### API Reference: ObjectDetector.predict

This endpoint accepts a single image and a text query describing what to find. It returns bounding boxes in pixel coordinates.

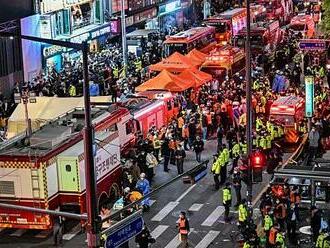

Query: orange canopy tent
[186,49,207,65]
[135,70,194,92]
[179,68,212,88]
[149,52,199,72]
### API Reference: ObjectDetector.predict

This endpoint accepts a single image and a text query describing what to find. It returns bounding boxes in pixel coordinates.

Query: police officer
[263,213,273,241]
[316,229,330,248]
[222,182,232,222]
[232,167,242,207]
[238,199,249,226]
[221,145,230,184]
[211,154,221,190]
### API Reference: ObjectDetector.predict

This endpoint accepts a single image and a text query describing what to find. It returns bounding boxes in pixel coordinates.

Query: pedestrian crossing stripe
[195,230,220,248]
[164,228,194,248]
[201,206,225,226]
[151,201,179,222]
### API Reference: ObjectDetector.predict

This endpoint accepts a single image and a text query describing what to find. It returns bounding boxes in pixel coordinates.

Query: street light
[14,89,37,138]
[245,0,253,205]
[120,0,128,77]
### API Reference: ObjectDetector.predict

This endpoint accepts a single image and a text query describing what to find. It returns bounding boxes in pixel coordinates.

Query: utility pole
[82,42,99,248]
[120,0,127,77]
[245,0,253,205]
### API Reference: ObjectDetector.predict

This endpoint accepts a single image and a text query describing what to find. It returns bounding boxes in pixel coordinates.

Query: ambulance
[269,96,304,143]
[200,45,245,81]
[204,8,247,44]
[0,105,133,230]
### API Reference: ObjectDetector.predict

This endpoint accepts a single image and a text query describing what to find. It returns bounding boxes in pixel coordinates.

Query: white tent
[8,96,111,138]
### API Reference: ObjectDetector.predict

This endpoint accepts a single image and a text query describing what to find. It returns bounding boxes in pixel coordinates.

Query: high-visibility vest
[241,143,247,154]
[238,204,248,222]
[243,242,251,248]
[223,188,232,204]
[211,159,221,174]
[256,118,264,131]
[222,148,230,163]
[316,233,330,248]
[276,232,285,247]
[259,137,267,150]
[69,85,76,96]
[266,135,272,149]
[113,68,119,78]
[232,144,240,158]
[264,215,273,231]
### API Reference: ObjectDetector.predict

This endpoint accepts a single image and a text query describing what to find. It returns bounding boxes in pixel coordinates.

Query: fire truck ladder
[30,168,41,209]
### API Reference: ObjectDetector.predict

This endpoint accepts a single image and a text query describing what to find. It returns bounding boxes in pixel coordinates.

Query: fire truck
[204,8,247,44]
[251,3,268,22]
[256,0,293,24]
[201,45,245,81]
[0,105,134,230]
[289,14,315,38]
[269,96,304,143]
[234,20,283,55]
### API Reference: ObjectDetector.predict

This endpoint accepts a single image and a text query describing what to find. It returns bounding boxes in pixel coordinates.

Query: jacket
[211,159,221,175]
[238,204,248,222]
[222,187,232,204]
[264,215,273,231]
[177,218,190,235]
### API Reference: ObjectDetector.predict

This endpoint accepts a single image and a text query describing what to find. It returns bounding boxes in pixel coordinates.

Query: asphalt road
[0,138,277,248]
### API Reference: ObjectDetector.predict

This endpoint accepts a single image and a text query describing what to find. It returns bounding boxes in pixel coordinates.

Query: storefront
[157,0,192,32]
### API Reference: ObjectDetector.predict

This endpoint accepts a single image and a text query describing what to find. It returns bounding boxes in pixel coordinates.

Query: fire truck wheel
[109,183,120,203]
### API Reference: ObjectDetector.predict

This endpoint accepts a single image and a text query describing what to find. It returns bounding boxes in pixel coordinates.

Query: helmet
[124,187,130,194]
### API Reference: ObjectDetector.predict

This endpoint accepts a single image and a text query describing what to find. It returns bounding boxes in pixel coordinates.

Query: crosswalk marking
[10,229,27,237]
[201,206,225,227]
[63,224,81,240]
[151,201,179,222]
[175,185,196,202]
[151,225,169,239]
[195,230,220,248]
[188,203,203,212]
[150,200,156,206]
[164,228,194,248]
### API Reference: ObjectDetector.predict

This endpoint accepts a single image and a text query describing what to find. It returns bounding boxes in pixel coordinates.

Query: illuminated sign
[305,76,314,117]
[158,0,181,15]
[43,45,67,58]
[299,39,327,51]
[39,15,53,39]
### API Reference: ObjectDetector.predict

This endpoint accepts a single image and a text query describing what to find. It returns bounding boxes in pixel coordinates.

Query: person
[211,154,221,190]
[135,223,155,248]
[176,211,190,248]
[175,144,186,174]
[311,206,322,243]
[274,199,286,231]
[263,213,273,241]
[222,182,232,222]
[316,229,330,248]
[268,223,280,247]
[287,203,299,244]
[53,211,65,246]
[146,151,158,183]
[136,173,151,211]
[309,125,320,161]
[238,199,248,226]
[161,138,171,172]
[193,136,204,163]
[232,167,242,207]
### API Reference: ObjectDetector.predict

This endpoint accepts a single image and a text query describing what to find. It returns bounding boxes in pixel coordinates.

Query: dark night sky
[0,0,34,23]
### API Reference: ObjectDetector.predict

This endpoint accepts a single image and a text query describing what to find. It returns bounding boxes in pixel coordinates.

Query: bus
[163,26,216,57]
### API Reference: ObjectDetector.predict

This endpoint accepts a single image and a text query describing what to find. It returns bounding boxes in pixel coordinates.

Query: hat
[140,173,146,179]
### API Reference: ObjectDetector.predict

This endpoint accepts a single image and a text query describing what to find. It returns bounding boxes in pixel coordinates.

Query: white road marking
[195,230,220,248]
[188,203,204,212]
[201,206,225,227]
[175,184,196,202]
[10,229,27,237]
[164,228,194,248]
[150,200,156,206]
[63,224,81,240]
[151,201,179,222]
[151,225,169,239]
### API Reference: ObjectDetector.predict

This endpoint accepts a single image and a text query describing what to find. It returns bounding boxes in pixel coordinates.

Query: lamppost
[245,0,253,205]
[14,89,36,137]
[120,0,128,77]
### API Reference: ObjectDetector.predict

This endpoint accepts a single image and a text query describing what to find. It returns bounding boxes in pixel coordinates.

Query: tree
[321,0,330,37]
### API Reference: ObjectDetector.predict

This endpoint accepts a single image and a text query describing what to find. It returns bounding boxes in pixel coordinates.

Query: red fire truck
[269,96,304,143]
[0,105,134,230]
[201,45,245,81]
[256,0,293,24]
[204,8,247,44]
[234,20,283,55]
[289,14,315,38]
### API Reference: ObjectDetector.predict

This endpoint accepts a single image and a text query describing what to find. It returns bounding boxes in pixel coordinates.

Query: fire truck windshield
[290,24,306,31]
[216,22,229,33]
[250,35,263,47]
[166,43,188,55]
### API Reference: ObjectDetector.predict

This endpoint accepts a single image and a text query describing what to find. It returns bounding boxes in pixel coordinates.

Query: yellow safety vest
[222,188,232,204]
[238,204,248,222]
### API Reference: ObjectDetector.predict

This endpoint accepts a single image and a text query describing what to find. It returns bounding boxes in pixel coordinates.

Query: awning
[179,68,212,88]
[135,70,193,92]
[149,52,199,72]
[186,49,207,65]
